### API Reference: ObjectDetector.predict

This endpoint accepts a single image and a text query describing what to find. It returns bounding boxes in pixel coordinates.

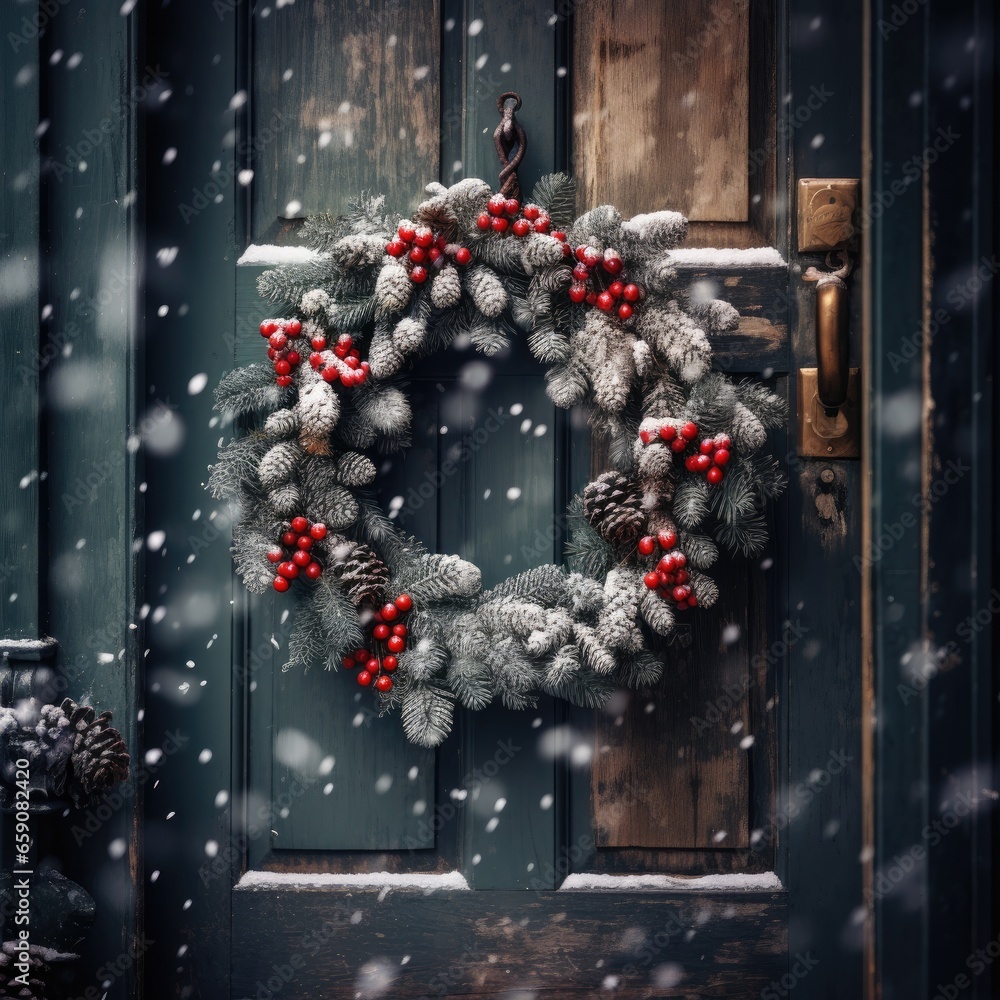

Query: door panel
[141,0,867,996]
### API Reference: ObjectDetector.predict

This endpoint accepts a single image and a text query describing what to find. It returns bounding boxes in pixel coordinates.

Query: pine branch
[214,364,291,418]
[401,683,455,747]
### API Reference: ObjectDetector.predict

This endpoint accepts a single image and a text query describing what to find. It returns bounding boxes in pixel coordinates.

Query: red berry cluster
[638,421,731,486]
[386,223,472,283]
[567,246,642,320]
[341,593,414,693]
[267,516,328,592]
[476,197,571,254]
[260,318,304,387]
[308,331,369,387]
[639,529,698,610]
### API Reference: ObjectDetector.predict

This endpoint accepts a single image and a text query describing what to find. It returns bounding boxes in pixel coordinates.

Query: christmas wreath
[209,106,785,747]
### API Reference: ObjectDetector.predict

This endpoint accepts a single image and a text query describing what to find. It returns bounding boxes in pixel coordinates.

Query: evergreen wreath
[208,105,785,747]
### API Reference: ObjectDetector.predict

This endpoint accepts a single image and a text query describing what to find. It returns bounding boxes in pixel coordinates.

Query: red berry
[585,291,598,306]
[657,530,678,550]
[507,218,530,236]
[386,240,405,257]
[382,655,398,671]
[373,624,390,641]
[638,536,656,556]
[414,227,434,247]
[304,561,322,580]
[285,319,301,337]
[572,263,590,282]
[291,516,308,533]
[676,569,689,583]
[267,348,278,360]
[292,549,311,567]
[681,422,698,440]
[273,576,290,592]
[694,454,712,472]
[569,284,587,304]
[296,535,313,550]
[274,359,291,376]
[266,546,283,564]
[639,429,653,444]
[387,635,405,653]
[381,603,399,621]
[455,247,471,265]
[397,223,416,242]
[276,375,293,387]
[533,217,551,233]
[280,561,300,580]
[596,292,614,311]
[375,675,393,692]
[713,449,731,467]
[716,434,732,449]
[334,344,349,359]
[435,234,448,250]
[608,280,624,299]
[602,252,623,275]
[659,425,677,442]
[676,599,689,610]
[575,246,589,263]
[286,351,302,367]
[321,366,339,383]
[659,555,676,573]
[309,352,323,368]
[670,437,688,453]
[488,194,507,215]
[395,593,413,612]
[672,586,688,602]
[674,553,687,567]
[491,217,509,234]
[365,657,379,672]
[354,648,370,663]
[311,335,327,350]
[699,439,716,455]
[260,320,279,336]
[477,213,491,230]
[549,229,565,241]
[409,245,427,264]
[392,624,407,637]
[410,266,428,283]
[340,370,358,387]
[688,594,698,607]
[706,467,724,485]
[345,356,360,370]
[583,247,601,268]
[269,332,287,350]
[504,198,520,216]
[523,205,541,221]
[428,247,442,263]
[623,283,641,302]
[357,670,373,687]
[282,531,298,547]
[643,571,661,590]
[355,369,368,385]
[618,303,633,321]
[341,655,355,668]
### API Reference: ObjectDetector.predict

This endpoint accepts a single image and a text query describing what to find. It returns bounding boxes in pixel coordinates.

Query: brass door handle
[814,266,850,416]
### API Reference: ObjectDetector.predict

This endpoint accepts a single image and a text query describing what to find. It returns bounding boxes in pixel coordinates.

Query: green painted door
[141,2,866,996]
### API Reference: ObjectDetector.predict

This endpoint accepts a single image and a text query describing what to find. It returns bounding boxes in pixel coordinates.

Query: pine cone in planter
[333,542,390,607]
[0,941,52,1000]
[583,471,646,546]
[55,700,130,809]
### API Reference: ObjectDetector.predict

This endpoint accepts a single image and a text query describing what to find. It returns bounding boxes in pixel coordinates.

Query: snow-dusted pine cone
[56,700,130,809]
[333,542,390,607]
[583,471,646,546]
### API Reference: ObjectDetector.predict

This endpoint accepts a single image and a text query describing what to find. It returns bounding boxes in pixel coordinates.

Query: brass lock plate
[798,178,859,253]
[797,367,861,458]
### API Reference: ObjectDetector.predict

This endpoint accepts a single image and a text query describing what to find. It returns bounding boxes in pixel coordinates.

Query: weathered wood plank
[593,566,751,849]
[251,0,440,240]
[232,889,787,998]
[573,0,750,222]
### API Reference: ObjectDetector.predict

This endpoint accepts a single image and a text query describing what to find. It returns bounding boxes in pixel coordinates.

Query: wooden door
[141,2,865,997]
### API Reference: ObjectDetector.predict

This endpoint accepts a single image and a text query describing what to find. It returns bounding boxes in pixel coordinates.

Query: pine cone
[583,471,646,545]
[0,941,52,999]
[57,700,130,809]
[333,543,390,607]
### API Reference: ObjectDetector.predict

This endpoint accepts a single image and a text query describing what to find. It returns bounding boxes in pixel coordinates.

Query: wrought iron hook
[494,92,527,201]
